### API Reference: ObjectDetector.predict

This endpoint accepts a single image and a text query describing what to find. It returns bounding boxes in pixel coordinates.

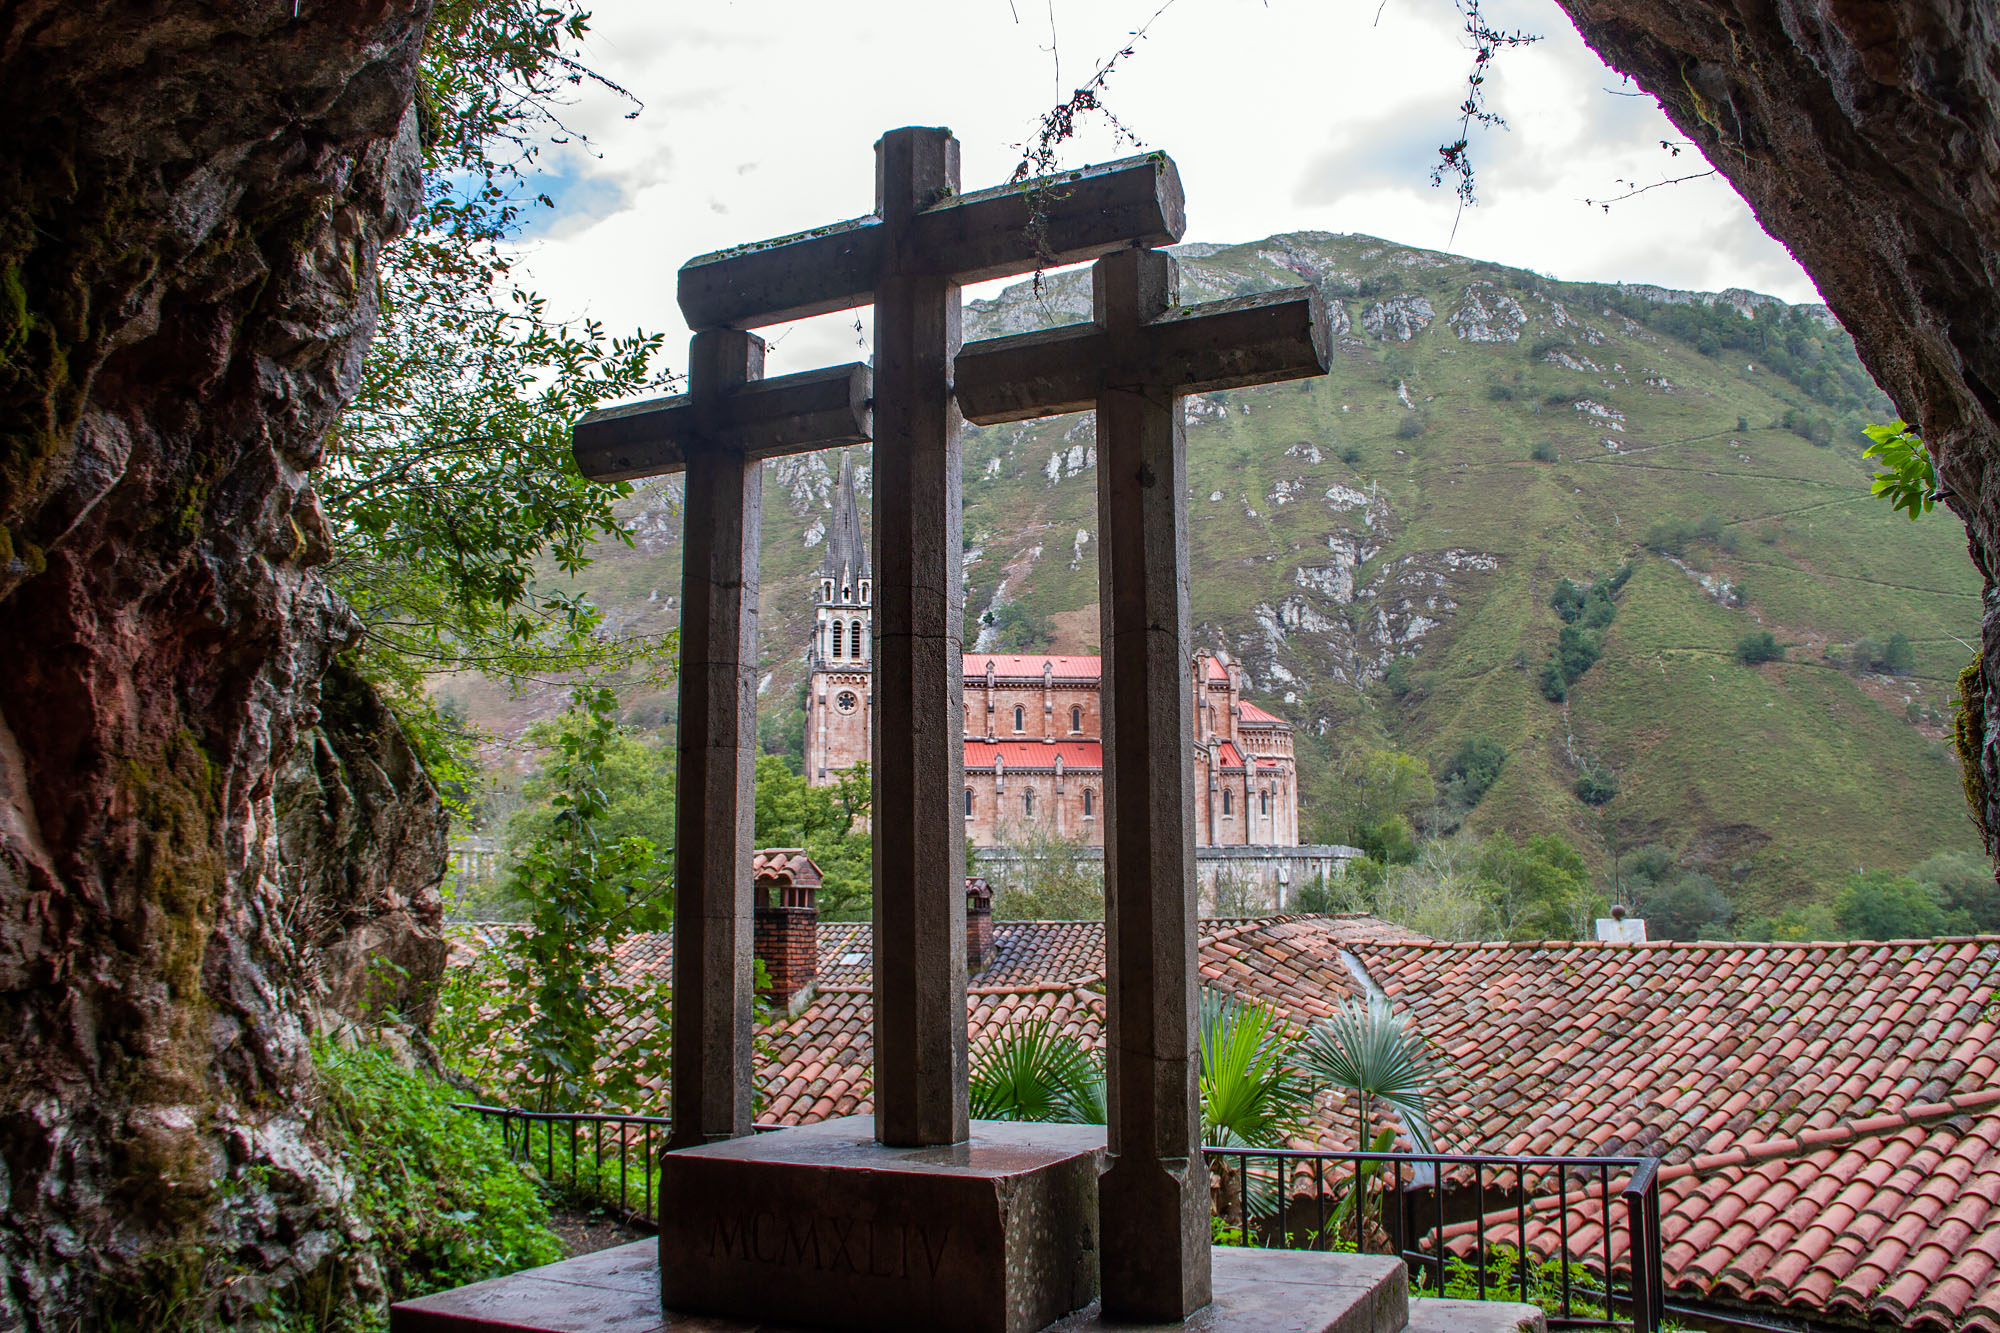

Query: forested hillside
[446,232,1985,915]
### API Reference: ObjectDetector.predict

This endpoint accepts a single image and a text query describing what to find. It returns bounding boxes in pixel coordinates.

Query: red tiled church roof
[964,739,1103,771]
[962,653,1102,680]
[1237,701,1284,724]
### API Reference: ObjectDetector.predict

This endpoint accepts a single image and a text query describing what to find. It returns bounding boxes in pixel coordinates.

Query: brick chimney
[753,848,822,1007]
[966,876,995,976]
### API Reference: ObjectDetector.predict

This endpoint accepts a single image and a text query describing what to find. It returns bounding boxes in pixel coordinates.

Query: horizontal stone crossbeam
[677,154,1187,330]
[954,288,1328,425]
[571,362,872,482]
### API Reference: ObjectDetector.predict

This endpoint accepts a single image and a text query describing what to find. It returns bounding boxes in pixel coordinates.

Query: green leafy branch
[1862,419,1937,520]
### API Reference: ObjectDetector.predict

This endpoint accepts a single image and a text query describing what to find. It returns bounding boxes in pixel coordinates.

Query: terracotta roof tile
[962,653,1101,681]
[452,923,2000,1333]
[964,739,1104,771]
[1362,937,2000,1333]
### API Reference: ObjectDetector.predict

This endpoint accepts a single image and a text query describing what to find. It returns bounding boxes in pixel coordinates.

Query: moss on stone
[1955,652,1990,849]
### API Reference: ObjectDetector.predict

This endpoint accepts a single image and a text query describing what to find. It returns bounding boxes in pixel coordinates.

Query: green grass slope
[458,231,1985,906]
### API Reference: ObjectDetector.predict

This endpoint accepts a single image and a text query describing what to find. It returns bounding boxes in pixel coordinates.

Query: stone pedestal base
[659,1117,1104,1333]
[389,1241,1415,1333]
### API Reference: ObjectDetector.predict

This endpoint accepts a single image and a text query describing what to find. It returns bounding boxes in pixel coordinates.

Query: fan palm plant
[1197,988,1310,1148]
[1297,996,1450,1155]
[968,1016,1106,1124]
[1297,996,1452,1249]
[1199,988,1312,1226]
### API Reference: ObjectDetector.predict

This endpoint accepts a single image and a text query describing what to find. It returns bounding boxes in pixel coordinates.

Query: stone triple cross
[572,127,1328,1325]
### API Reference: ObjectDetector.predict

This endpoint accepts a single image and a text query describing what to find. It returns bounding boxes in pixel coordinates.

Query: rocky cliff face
[1553,0,2000,853]
[0,2,439,1324]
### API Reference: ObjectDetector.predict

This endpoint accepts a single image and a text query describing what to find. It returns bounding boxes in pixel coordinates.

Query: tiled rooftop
[451,920,2000,1332]
[963,739,1104,771]
[962,653,1102,680]
[1356,937,2000,1332]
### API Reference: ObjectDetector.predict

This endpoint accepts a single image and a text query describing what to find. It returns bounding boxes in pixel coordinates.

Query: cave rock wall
[0,1,440,1324]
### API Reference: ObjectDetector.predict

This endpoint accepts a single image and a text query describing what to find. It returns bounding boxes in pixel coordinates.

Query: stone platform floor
[390,1240,1425,1333]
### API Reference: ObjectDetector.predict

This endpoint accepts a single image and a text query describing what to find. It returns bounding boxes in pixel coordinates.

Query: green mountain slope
[451,231,1984,908]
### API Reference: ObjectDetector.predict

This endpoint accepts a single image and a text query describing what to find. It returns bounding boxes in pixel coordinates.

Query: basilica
[802,455,1301,851]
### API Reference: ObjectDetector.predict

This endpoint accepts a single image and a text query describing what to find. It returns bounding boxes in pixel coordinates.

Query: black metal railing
[454,1103,671,1226]
[451,1103,1663,1332]
[1201,1145,1664,1332]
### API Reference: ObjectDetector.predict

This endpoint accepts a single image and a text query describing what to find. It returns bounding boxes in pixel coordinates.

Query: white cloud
[508,0,1820,386]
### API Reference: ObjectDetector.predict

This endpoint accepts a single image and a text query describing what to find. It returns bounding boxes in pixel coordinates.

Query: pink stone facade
[801,455,1300,849]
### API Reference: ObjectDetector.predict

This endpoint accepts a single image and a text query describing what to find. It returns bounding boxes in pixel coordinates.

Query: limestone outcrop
[1553,0,2000,853]
[0,1,437,1324]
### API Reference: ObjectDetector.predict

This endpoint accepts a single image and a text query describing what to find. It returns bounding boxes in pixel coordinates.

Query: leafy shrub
[1847,632,1915,675]
[1381,656,1418,699]
[1882,632,1915,674]
[1836,871,1948,940]
[1782,406,1835,445]
[1486,383,1516,401]
[1393,415,1425,440]
[1572,764,1618,806]
[1339,445,1363,466]
[1635,872,1733,940]
[1550,579,1585,623]
[316,1042,563,1304]
[1736,631,1783,664]
[1646,515,1734,557]
[1909,849,2000,932]
[1556,624,1602,679]
[1529,440,1558,462]
[1643,518,1695,557]
[985,600,1055,650]
[1439,736,1508,810]
[1356,815,1419,866]
[1578,586,1616,629]
[1538,660,1568,701]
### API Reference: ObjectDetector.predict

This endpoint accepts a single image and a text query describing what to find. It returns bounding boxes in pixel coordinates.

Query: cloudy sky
[510,0,1819,380]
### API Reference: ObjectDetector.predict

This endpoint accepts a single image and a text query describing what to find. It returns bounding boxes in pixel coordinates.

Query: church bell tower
[805,451,872,785]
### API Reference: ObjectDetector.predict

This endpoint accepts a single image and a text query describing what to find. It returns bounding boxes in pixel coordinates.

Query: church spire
[820,450,869,585]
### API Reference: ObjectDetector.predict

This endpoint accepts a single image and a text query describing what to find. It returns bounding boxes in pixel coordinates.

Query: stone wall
[976,844,1360,914]
[0,1,438,1323]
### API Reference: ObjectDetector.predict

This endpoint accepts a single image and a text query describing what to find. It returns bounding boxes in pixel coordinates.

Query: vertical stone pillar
[870,126,969,1148]
[1093,248,1211,1320]
[669,329,763,1149]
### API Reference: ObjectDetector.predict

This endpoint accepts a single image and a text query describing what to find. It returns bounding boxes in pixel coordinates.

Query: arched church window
[965,788,974,817]
[1260,790,1270,815]
[1083,789,1094,817]
[1023,788,1035,816]
[1222,789,1233,815]
[1014,705,1025,732]
[851,620,863,656]
[1070,706,1081,732]
[831,621,844,658]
